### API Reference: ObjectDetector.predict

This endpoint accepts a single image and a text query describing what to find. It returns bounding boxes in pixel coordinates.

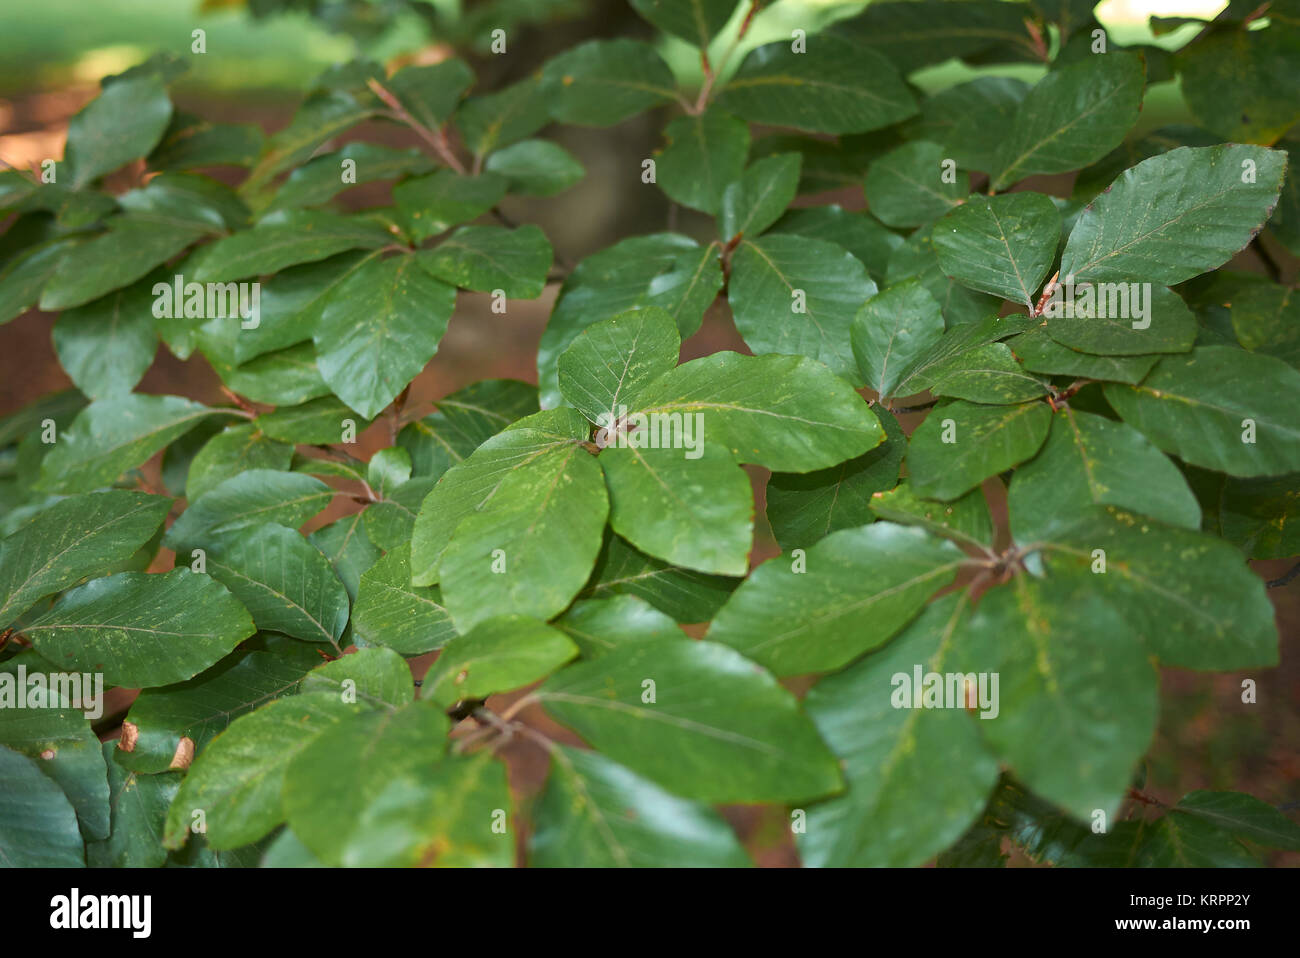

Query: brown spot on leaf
[169,736,195,770]
[119,721,139,752]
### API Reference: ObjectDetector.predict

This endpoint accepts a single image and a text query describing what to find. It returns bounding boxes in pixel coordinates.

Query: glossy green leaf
[163,691,362,850]
[729,235,876,381]
[657,110,750,215]
[163,469,331,551]
[205,523,350,646]
[555,595,682,658]
[928,342,1049,404]
[800,594,999,866]
[933,192,1061,308]
[850,279,945,398]
[1008,408,1201,542]
[0,745,85,866]
[194,210,392,282]
[421,224,552,298]
[65,71,173,188]
[766,407,905,551]
[907,400,1052,500]
[37,394,223,494]
[421,615,578,706]
[351,544,458,655]
[629,0,739,47]
[719,153,801,241]
[26,569,256,688]
[1007,328,1158,384]
[1042,283,1196,355]
[716,37,917,134]
[1060,145,1287,285]
[542,39,677,126]
[989,52,1145,191]
[868,481,993,549]
[0,490,169,626]
[315,252,458,419]
[557,307,681,427]
[707,522,964,676]
[864,141,966,229]
[536,638,844,803]
[1103,346,1300,477]
[484,139,585,197]
[392,171,507,243]
[531,745,752,867]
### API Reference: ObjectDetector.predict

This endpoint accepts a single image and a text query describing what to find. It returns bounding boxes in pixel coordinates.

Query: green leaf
[536,638,844,803]
[729,235,877,381]
[907,400,1052,500]
[0,490,168,626]
[484,139,585,197]
[421,224,552,298]
[455,76,550,158]
[1037,506,1280,670]
[1230,282,1300,367]
[37,394,223,494]
[989,52,1145,191]
[1009,408,1201,542]
[658,111,750,215]
[1177,23,1300,143]
[117,648,316,774]
[631,351,883,471]
[531,745,752,867]
[909,76,1029,173]
[398,378,538,478]
[1139,813,1258,867]
[421,615,578,706]
[194,210,392,282]
[26,569,256,688]
[65,71,173,188]
[300,647,414,708]
[542,39,678,126]
[0,661,110,839]
[851,279,945,398]
[716,36,917,134]
[351,544,458,655]
[1060,145,1287,285]
[1006,328,1158,384]
[244,88,378,191]
[314,253,459,419]
[864,141,966,228]
[953,574,1158,819]
[1042,283,1196,355]
[1103,346,1300,477]
[185,424,294,503]
[1219,473,1300,559]
[1173,791,1300,850]
[0,745,85,866]
[91,747,179,867]
[707,522,964,676]
[719,153,801,241]
[39,216,209,310]
[800,594,1000,866]
[437,440,608,630]
[266,143,431,212]
[583,533,739,623]
[536,233,720,406]
[557,307,681,426]
[256,396,369,445]
[928,342,1049,404]
[410,408,591,585]
[554,595,682,658]
[833,1,1040,73]
[163,692,362,850]
[52,287,158,399]
[392,171,507,243]
[367,447,411,498]
[309,511,380,601]
[163,469,331,551]
[149,114,263,171]
[770,205,903,283]
[629,0,739,47]
[886,224,1005,328]
[0,237,79,325]
[282,701,450,865]
[933,192,1061,308]
[868,481,993,549]
[386,59,474,131]
[766,407,905,551]
[340,752,511,866]
[204,524,350,646]
[601,441,753,576]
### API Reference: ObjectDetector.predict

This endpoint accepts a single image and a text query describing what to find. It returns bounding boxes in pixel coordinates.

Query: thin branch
[1267,561,1300,588]
[367,78,468,175]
